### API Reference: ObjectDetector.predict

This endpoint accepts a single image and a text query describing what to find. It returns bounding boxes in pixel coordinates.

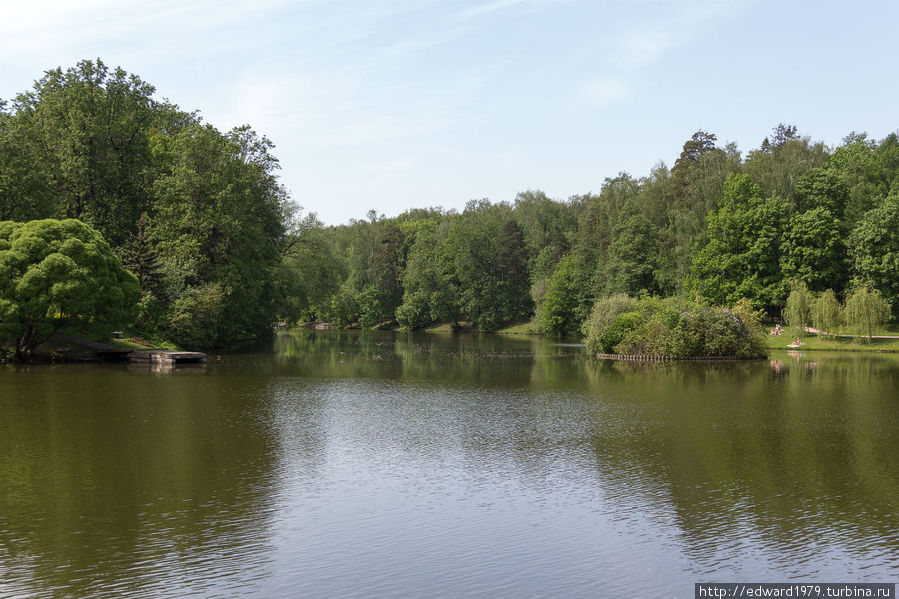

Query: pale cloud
[603,0,754,68]
[0,0,301,67]
[0,0,775,225]
[574,0,754,106]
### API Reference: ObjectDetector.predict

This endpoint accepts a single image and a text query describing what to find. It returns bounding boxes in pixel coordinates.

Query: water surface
[1,331,897,597]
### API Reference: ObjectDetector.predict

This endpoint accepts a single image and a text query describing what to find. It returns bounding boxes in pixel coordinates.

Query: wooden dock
[129,350,207,364]
[49,333,206,365]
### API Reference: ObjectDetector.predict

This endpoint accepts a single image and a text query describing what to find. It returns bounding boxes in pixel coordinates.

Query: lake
[1,330,897,598]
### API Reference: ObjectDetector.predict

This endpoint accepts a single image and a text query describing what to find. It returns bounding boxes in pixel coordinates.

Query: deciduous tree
[0,219,139,359]
[844,286,891,341]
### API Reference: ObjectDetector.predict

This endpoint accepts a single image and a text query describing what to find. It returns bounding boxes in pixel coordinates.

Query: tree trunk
[15,324,35,361]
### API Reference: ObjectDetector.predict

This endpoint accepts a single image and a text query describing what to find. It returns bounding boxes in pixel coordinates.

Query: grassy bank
[496,320,540,335]
[764,326,899,352]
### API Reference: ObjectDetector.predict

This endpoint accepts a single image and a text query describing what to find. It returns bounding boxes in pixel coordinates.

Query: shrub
[584,294,637,353]
[585,294,764,358]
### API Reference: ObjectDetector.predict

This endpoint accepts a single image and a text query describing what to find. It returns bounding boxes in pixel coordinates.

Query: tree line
[1,60,296,351]
[2,61,897,354]
[300,126,898,337]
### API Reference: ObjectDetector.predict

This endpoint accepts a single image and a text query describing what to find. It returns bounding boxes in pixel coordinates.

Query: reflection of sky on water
[1,333,897,597]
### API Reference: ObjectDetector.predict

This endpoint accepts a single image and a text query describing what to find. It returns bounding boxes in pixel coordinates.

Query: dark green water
[1,331,897,598]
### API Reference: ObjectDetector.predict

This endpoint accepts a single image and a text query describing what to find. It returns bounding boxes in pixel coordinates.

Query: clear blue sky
[2,0,897,225]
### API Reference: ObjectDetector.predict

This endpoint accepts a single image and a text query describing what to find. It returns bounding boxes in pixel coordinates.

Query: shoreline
[596,353,765,362]
[292,325,899,356]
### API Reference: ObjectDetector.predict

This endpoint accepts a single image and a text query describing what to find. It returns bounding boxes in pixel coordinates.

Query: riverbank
[422,320,540,335]
[0,328,184,364]
[293,320,899,356]
[763,326,899,353]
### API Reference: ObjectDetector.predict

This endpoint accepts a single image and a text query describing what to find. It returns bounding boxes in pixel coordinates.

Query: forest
[1,60,898,352]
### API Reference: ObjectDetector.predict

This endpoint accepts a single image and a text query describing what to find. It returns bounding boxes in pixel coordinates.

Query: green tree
[0,104,55,221]
[329,281,361,327]
[372,223,406,317]
[117,212,164,296]
[811,289,842,337]
[667,131,741,230]
[759,123,799,153]
[442,200,518,330]
[792,167,848,216]
[783,280,814,336]
[150,122,288,345]
[847,193,899,313]
[603,213,662,296]
[688,174,788,310]
[9,59,158,245]
[844,286,891,341]
[496,219,530,318]
[744,125,828,201]
[540,252,589,336]
[358,283,384,328]
[780,207,846,292]
[164,282,224,349]
[396,220,459,329]
[829,133,887,227]
[512,190,577,276]
[0,219,139,359]
[274,212,345,325]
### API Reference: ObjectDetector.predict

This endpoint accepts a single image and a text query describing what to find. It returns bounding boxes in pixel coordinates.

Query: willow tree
[844,287,891,342]
[783,280,814,336]
[811,289,842,337]
[0,219,140,359]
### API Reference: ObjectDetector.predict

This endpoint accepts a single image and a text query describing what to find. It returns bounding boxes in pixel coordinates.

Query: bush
[584,294,764,358]
[602,311,642,354]
[584,294,636,353]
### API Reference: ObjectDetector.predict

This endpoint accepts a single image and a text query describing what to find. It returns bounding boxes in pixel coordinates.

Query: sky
[1,0,897,225]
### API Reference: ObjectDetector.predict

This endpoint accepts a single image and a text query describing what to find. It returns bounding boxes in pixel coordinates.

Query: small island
[584,295,766,361]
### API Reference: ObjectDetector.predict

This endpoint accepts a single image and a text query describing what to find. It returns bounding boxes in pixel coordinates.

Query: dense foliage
[2,60,897,356]
[305,128,898,338]
[0,219,139,358]
[583,295,765,358]
[0,60,296,349]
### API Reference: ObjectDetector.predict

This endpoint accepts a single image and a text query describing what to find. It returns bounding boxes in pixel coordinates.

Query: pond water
[1,331,897,598]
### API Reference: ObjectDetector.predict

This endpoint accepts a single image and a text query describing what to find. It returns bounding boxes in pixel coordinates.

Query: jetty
[50,333,206,365]
[129,350,207,365]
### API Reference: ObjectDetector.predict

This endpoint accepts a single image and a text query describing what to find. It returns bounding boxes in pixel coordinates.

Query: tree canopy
[0,219,139,358]
[0,59,295,351]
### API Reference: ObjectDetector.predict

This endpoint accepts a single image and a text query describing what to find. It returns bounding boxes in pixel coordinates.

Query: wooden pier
[49,333,206,365]
[129,350,207,364]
